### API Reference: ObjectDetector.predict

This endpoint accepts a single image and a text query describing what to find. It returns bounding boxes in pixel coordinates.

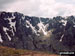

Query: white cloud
[1,0,75,18]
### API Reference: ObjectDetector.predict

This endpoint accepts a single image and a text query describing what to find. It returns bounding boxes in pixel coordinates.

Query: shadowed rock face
[0,11,75,53]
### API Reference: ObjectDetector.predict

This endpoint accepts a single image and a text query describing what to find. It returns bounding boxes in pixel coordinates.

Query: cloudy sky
[0,0,75,18]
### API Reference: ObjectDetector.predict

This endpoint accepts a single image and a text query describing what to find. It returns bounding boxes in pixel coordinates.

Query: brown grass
[0,46,59,56]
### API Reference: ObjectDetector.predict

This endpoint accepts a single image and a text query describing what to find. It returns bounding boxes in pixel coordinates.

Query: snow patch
[26,24,30,28]
[7,17,16,32]
[73,25,75,27]
[37,19,48,35]
[26,20,37,34]
[0,34,3,43]
[73,21,75,27]
[60,20,67,26]
[59,34,64,42]
[3,27,11,41]
[22,16,25,20]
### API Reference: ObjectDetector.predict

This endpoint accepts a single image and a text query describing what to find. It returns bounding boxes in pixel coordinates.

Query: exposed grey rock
[0,11,75,54]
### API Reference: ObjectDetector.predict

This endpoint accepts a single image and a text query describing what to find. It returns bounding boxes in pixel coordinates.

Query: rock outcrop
[0,11,75,53]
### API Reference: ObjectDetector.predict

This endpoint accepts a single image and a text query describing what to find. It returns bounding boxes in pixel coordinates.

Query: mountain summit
[0,11,75,53]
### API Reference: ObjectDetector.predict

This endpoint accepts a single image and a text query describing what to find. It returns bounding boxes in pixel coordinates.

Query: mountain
[0,11,75,54]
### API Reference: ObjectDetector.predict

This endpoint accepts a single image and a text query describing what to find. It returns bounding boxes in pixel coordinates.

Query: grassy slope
[0,46,59,56]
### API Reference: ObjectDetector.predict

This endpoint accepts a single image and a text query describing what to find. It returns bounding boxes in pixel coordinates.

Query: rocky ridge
[0,11,75,53]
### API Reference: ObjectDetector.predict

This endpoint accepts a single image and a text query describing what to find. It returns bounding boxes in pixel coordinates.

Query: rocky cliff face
[0,11,75,53]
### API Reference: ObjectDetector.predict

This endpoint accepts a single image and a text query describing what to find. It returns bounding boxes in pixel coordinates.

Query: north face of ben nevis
[0,11,75,53]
